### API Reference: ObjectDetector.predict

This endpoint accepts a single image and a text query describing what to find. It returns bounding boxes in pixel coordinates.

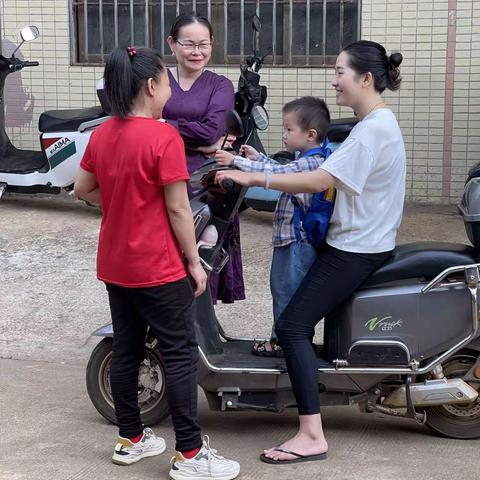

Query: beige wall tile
[2,0,478,203]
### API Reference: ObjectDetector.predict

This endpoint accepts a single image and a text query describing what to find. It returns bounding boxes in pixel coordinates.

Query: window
[71,0,360,66]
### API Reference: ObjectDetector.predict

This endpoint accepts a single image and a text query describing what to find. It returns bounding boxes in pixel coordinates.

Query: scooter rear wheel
[86,338,170,426]
[425,351,480,439]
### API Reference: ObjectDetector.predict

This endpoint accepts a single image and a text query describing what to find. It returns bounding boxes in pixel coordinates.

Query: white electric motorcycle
[0,26,109,200]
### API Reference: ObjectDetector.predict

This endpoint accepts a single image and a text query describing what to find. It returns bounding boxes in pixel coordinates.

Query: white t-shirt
[320,108,406,253]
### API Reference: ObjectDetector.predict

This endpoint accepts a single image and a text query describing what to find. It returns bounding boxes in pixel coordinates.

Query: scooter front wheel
[425,350,480,439]
[86,338,170,426]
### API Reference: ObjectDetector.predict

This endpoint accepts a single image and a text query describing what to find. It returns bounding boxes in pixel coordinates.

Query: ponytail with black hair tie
[104,46,165,117]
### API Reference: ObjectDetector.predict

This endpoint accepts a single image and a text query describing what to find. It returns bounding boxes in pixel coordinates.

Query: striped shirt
[233,152,326,247]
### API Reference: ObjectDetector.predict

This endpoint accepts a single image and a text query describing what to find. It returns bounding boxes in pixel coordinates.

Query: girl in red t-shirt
[74,47,239,480]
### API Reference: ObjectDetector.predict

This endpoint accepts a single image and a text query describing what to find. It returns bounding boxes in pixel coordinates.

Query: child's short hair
[282,96,331,143]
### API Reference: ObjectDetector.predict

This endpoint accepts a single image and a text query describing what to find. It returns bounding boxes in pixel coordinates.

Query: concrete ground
[1,192,479,480]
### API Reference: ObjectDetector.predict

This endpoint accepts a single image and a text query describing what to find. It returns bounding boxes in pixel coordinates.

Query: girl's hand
[215,169,260,187]
[239,144,258,160]
[215,150,235,166]
[187,259,207,297]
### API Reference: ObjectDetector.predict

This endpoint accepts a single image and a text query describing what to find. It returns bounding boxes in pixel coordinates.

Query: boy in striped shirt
[215,96,331,356]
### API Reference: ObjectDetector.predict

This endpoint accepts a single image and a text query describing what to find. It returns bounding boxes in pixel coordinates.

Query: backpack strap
[292,138,332,242]
[292,196,304,243]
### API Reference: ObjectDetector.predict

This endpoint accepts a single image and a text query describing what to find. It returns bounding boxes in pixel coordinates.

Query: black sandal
[260,447,328,464]
[252,339,284,357]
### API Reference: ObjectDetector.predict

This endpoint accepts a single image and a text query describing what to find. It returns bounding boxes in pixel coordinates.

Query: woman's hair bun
[342,40,403,92]
[389,52,403,68]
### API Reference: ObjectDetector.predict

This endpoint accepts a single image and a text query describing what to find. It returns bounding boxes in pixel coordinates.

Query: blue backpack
[291,140,335,249]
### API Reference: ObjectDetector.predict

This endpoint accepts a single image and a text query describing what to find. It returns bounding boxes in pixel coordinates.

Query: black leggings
[276,243,392,415]
[107,278,202,452]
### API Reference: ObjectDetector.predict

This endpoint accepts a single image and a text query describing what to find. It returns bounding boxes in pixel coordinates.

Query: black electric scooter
[86,105,480,439]
[85,19,480,440]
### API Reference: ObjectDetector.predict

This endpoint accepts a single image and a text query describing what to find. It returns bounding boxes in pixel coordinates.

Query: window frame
[69,0,361,67]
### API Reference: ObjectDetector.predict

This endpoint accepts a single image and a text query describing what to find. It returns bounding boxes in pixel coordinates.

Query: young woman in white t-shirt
[217,40,406,464]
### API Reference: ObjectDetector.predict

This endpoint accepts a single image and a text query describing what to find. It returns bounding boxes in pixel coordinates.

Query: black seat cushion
[39,106,106,133]
[327,117,359,142]
[364,242,477,287]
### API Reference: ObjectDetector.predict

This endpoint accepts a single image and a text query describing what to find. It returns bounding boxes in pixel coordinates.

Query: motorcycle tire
[86,338,170,426]
[425,350,480,439]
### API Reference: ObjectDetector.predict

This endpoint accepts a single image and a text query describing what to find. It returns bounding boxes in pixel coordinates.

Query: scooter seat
[327,117,359,142]
[39,106,106,133]
[364,241,478,287]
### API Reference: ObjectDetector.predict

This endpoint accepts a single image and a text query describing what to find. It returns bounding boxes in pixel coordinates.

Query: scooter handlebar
[221,179,235,192]
[9,60,39,72]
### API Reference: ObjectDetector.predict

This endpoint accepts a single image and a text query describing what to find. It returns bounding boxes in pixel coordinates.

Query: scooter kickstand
[405,375,427,424]
[0,183,7,200]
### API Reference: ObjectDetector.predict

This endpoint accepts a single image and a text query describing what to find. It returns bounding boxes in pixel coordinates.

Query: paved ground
[0,193,470,364]
[1,193,479,480]
[2,357,479,480]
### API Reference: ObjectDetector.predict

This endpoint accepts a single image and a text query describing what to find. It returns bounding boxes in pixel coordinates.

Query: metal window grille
[70,0,360,66]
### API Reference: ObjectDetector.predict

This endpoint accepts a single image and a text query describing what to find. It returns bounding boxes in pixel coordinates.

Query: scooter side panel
[326,283,472,364]
[1,131,92,187]
[43,131,93,186]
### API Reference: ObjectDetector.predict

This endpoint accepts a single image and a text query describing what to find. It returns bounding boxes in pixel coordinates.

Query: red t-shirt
[80,116,190,287]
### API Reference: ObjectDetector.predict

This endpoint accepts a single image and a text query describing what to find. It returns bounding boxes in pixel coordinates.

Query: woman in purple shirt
[163,13,245,303]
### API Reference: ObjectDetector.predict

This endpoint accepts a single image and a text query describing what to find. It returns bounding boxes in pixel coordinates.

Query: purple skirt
[209,214,246,304]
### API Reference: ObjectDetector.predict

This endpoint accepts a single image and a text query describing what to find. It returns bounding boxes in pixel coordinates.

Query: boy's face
[282,112,314,154]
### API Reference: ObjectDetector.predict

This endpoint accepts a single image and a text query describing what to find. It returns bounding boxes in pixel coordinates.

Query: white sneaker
[169,435,240,480]
[112,427,166,466]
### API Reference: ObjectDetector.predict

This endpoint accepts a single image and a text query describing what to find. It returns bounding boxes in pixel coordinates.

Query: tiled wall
[452,0,480,201]
[2,0,479,203]
[360,0,480,203]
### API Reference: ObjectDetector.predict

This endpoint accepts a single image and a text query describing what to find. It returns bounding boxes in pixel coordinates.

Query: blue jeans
[269,239,317,339]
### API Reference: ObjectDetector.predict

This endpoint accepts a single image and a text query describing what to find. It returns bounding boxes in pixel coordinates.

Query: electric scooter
[0,26,109,200]
[86,105,480,441]
[84,14,480,439]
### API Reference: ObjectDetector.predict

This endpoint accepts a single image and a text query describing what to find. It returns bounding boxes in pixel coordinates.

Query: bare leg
[263,414,328,461]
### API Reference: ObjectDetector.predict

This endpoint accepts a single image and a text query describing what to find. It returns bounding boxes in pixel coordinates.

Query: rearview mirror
[252,15,262,32]
[225,110,244,138]
[251,105,269,131]
[20,26,40,42]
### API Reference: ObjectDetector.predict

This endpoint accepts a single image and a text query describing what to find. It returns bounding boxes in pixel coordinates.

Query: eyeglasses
[175,40,212,51]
